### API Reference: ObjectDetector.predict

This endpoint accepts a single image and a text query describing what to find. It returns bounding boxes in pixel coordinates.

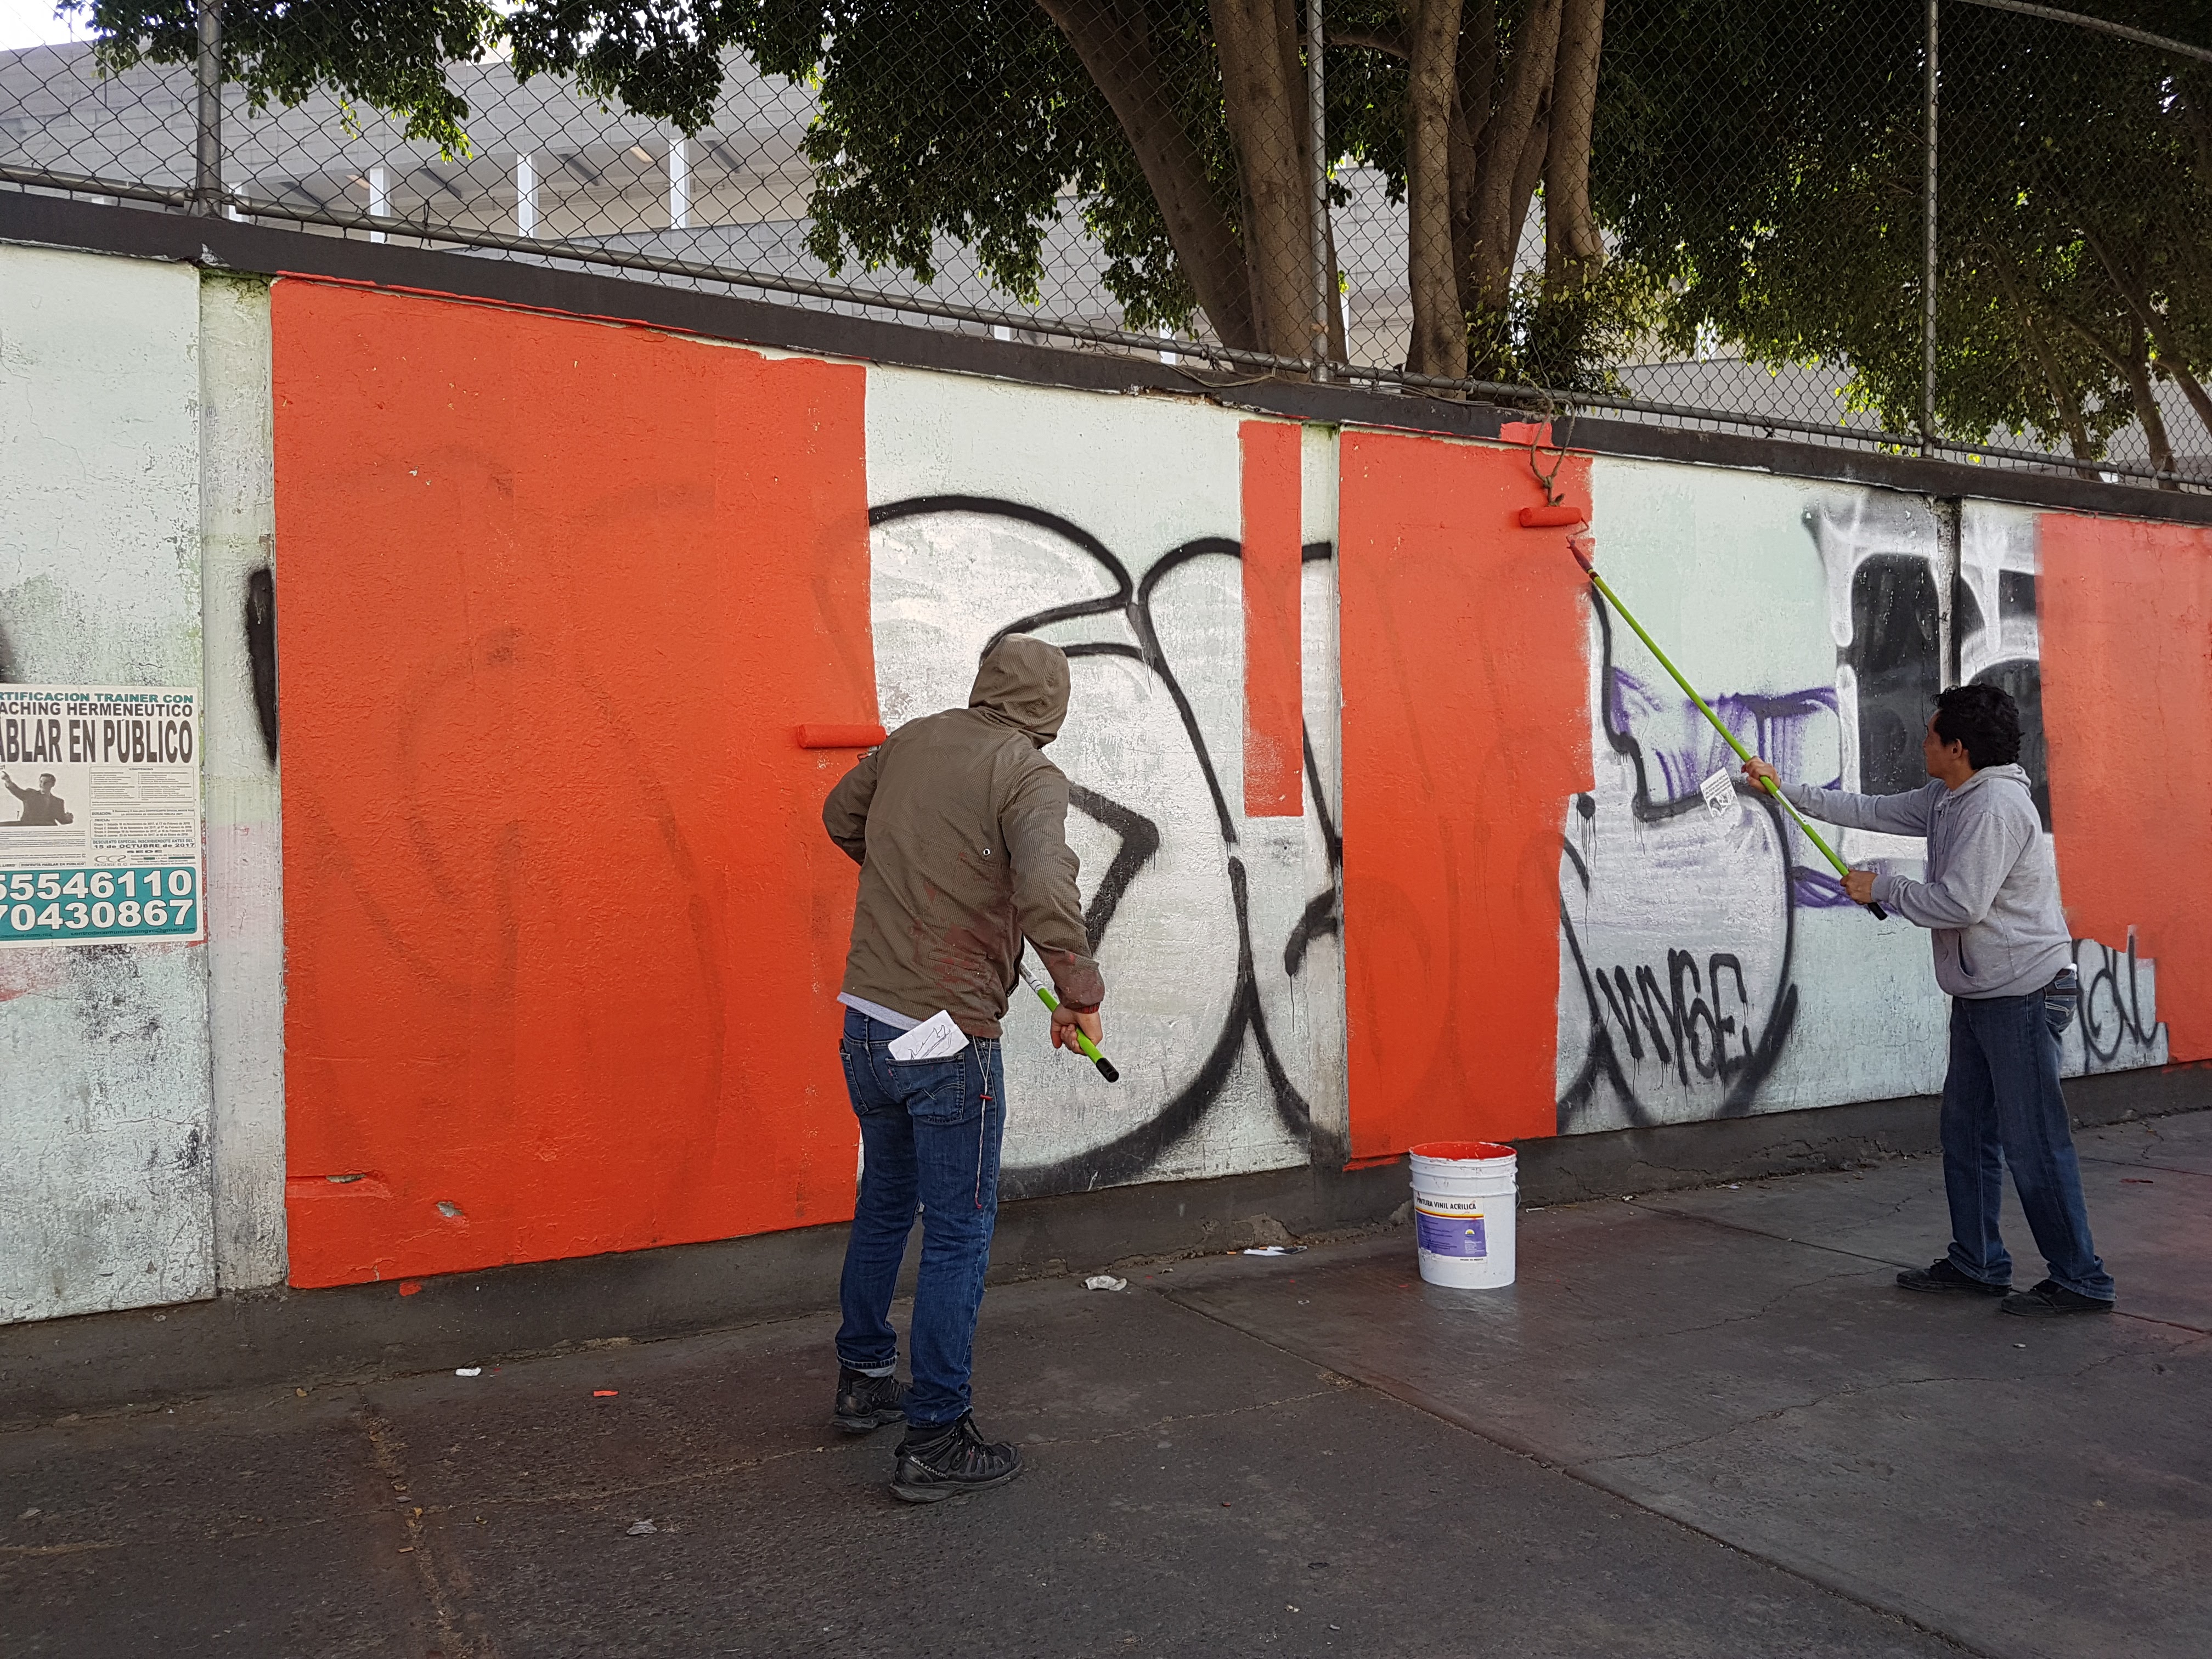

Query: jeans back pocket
[2045,972,2079,1040]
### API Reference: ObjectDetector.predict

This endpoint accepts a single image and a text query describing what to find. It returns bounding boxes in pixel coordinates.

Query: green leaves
[73,1,501,156]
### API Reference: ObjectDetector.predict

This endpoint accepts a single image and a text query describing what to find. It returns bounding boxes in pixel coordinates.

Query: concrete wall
[0,246,215,1322]
[2,239,2205,1318]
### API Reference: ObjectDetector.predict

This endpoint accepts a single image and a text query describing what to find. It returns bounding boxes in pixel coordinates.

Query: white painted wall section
[864,370,1340,1194]
[200,274,287,1290]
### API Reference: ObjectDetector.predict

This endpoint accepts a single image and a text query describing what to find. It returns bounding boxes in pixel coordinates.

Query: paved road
[5,1112,2206,1657]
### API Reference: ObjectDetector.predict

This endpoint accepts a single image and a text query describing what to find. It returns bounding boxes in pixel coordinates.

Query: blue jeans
[1940,982,2114,1301]
[834,1009,1006,1427]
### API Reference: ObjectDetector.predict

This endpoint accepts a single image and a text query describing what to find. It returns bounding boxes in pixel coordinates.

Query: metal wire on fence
[3,1,2209,491]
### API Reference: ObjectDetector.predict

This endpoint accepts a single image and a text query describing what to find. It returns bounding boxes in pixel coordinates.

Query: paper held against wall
[0,684,206,949]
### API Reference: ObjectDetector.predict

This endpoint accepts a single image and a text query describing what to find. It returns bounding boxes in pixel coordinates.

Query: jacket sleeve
[1778,778,1938,837]
[1872,809,2028,929]
[821,748,881,865]
[1000,760,1105,1012]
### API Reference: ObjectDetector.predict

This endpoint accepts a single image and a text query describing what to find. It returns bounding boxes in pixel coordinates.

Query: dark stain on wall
[245,565,278,764]
[1973,659,2051,829]
[1848,555,1943,794]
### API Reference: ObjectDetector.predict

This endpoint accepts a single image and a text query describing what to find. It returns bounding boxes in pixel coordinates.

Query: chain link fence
[4,1,2209,492]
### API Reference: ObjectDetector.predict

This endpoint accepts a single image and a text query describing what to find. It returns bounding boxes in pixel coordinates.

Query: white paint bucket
[1408,1141,1517,1289]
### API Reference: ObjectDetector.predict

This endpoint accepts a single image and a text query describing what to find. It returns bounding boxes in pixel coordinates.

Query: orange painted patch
[1337,432,1593,1158]
[273,279,873,1287]
[2039,515,2212,1061]
[1240,421,1304,817]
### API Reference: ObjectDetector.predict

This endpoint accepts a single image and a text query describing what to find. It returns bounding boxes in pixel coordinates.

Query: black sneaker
[1896,1260,2010,1296]
[890,1414,1024,1504]
[2001,1279,2115,1318]
[832,1367,907,1434]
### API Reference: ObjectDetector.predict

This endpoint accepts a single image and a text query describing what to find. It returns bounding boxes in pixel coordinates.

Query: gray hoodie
[1780,764,2071,999]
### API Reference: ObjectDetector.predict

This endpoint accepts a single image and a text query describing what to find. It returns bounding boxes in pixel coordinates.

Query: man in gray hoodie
[1745,682,2114,1316]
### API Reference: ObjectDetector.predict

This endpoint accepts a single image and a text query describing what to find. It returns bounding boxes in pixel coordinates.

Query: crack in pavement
[362,1403,499,1659]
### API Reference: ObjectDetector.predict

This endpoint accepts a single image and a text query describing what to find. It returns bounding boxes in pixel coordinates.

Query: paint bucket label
[1415,1204,1487,1259]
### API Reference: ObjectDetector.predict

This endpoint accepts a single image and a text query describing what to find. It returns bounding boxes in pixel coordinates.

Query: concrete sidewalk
[4,1112,2207,1658]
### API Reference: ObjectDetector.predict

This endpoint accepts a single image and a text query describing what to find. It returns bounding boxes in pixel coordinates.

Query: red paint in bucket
[1408,1141,1515,1161]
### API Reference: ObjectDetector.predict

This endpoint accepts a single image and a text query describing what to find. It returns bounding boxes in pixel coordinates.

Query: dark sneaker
[832,1367,907,1434]
[890,1414,1024,1504]
[2001,1279,2115,1318]
[1897,1260,2010,1297]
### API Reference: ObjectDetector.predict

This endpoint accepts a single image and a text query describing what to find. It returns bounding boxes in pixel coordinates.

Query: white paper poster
[0,684,205,949]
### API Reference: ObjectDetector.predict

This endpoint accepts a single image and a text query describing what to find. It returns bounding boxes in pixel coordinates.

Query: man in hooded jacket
[821,635,1106,1501]
[1746,682,2113,1317]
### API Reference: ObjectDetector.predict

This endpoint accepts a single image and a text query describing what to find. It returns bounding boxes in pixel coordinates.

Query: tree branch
[1986,247,2098,474]
[1035,0,1260,349]
[2079,218,2212,449]
[1333,23,1409,58]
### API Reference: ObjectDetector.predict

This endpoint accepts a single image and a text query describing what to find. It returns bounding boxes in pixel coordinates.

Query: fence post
[1921,0,1939,453]
[1307,0,1330,382]
[193,0,222,215]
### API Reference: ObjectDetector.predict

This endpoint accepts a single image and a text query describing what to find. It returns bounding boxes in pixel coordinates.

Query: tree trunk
[1990,257,2098,476]
[1543,0,1604,290]
[1401,0,1469,382]
[2179,72,2212,189]
[1463,0,1564,322]
[1036,0,1260,351]
[2160,362,2212,476]
[1212,0,1320,360]
[1448,1,1498,308]
[2080,220,2212,450]
[2123,329,2180,488]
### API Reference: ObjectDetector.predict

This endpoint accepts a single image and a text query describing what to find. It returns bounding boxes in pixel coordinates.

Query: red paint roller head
[1515,503,1596,572]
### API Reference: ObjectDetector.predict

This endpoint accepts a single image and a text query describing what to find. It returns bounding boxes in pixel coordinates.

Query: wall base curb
[3,1065,2200,1427]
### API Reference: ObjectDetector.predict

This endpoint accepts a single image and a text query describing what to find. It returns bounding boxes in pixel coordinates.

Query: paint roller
[1017,957,1120,1082]
[1528,505,1889,921]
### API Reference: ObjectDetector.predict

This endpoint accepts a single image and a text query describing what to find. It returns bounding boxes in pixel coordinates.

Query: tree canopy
[1595,0,2212,472]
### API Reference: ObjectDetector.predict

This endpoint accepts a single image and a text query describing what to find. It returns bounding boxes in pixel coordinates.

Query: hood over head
[969,635,1070,745]
[1954,762,2032,797]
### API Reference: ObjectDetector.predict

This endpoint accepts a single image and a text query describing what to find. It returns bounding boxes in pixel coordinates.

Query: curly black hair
[1932,683,2023,770]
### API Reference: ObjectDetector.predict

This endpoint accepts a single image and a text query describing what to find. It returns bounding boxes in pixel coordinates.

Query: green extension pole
[1018,960,1120,1082]
[1567,537,1888,921]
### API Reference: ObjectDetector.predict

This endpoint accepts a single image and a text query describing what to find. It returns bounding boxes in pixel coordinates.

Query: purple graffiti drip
[1791,866,1857,909]
[1608,669,1841,805]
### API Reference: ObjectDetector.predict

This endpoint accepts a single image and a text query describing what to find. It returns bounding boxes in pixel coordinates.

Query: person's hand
[1051,1005,1103,1054]
[1741,755,1780,791]
[1842,868,1877,905]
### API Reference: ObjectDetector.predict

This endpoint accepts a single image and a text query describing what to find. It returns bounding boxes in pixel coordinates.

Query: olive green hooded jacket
[823,636,1105,1039]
